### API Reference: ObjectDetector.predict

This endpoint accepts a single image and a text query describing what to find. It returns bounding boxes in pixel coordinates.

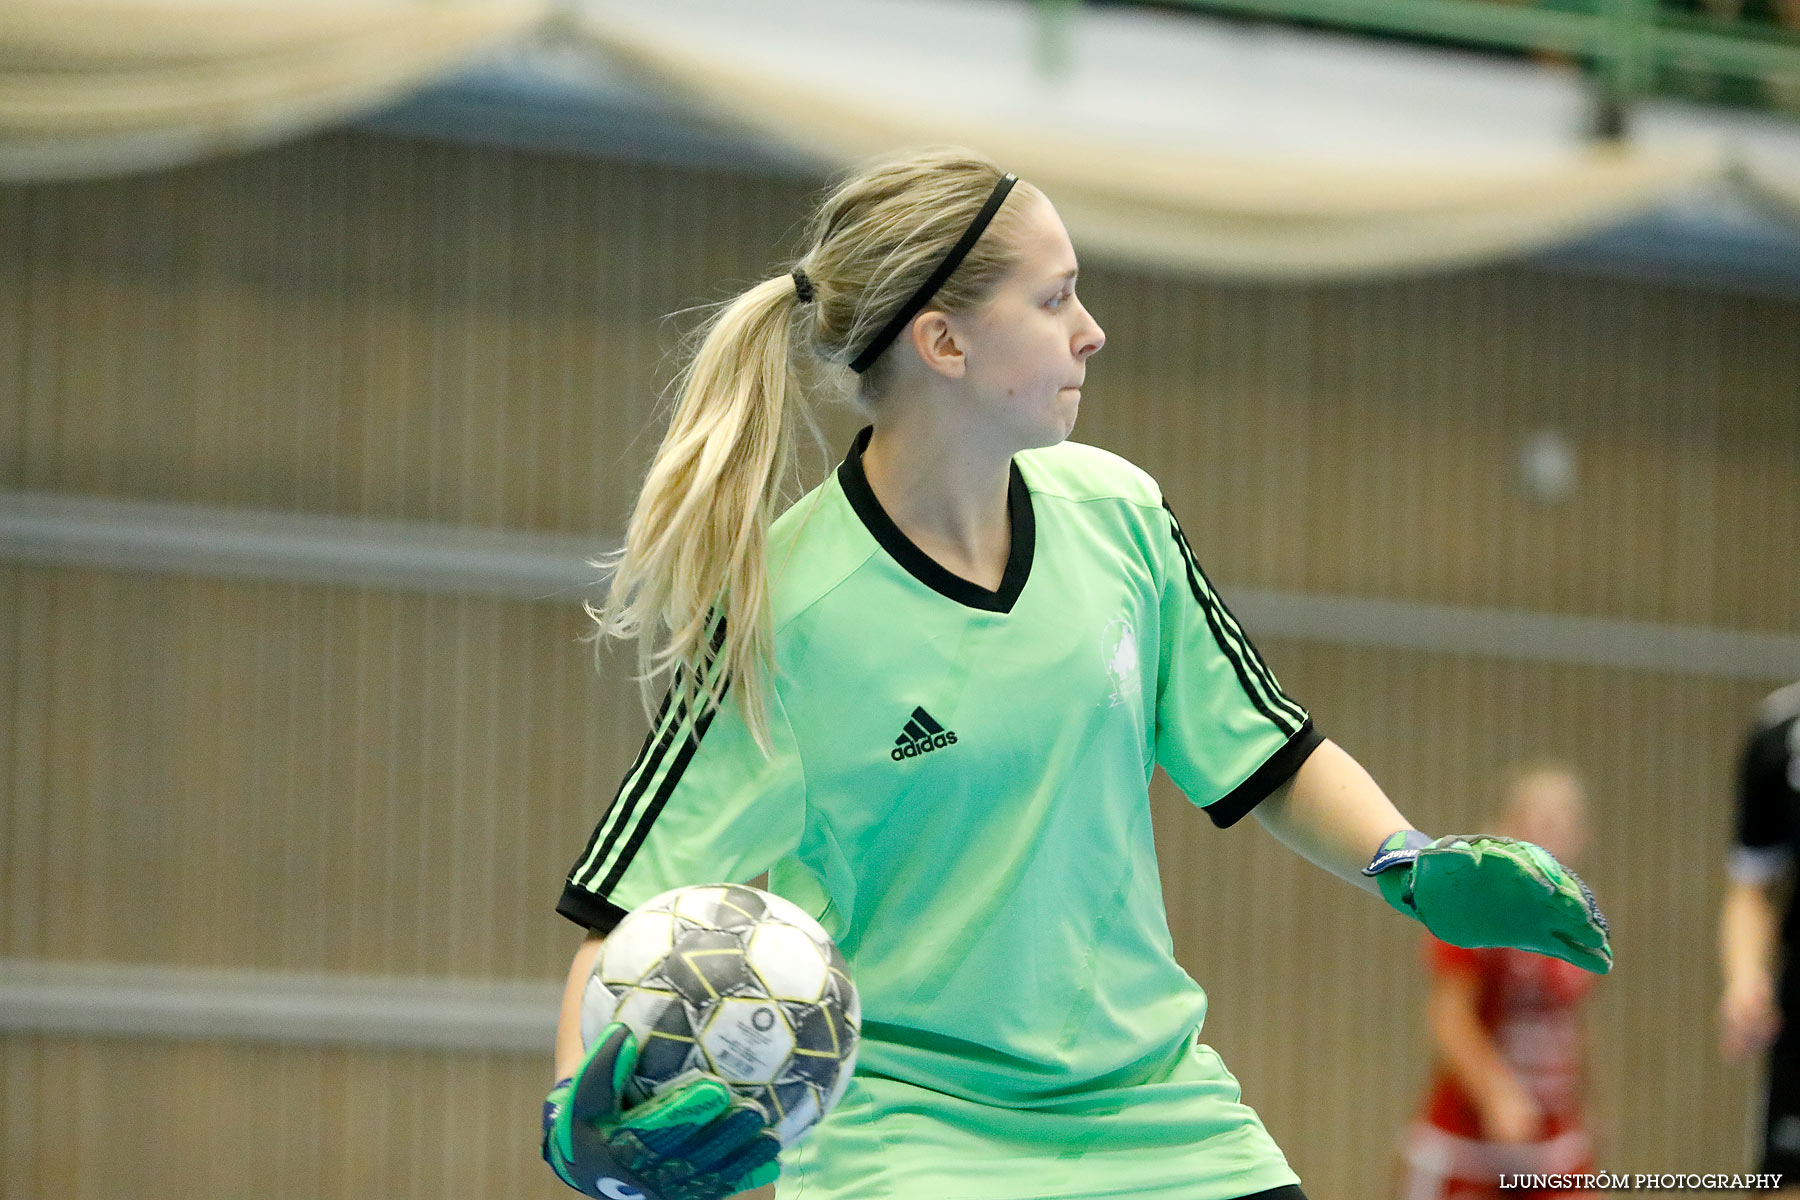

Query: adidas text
[892,731,958,761]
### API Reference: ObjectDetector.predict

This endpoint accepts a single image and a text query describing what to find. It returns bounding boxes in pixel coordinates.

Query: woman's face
[952,193,1106,450]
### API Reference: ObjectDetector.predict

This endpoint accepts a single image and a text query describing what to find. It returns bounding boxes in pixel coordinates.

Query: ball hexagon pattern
[747,923,830,1002]
[597,910,675,986]
[580,883,860,1147]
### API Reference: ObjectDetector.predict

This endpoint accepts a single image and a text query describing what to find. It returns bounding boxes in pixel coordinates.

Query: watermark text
[1498,1174,1784,1191]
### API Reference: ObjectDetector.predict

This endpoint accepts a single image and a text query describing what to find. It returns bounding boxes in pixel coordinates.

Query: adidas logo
[891,706,958,761]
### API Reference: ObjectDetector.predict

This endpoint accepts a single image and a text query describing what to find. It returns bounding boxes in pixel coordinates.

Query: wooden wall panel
[3,130,1797,1200]
[1,566,637,978]
[0,137,818,525]
[0,1036,568,1200]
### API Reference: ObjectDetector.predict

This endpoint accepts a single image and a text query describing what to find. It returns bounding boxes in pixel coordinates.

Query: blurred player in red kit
[1399,766,1600,1200]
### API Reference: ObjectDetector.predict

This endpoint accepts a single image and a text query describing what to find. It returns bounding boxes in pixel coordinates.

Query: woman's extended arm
[1254,738,1612,974]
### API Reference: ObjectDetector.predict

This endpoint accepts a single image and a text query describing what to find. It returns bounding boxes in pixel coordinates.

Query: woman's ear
[908,310,966,381]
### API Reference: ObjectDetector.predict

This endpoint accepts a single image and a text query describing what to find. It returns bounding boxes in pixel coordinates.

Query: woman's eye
[1046,292,1070,311]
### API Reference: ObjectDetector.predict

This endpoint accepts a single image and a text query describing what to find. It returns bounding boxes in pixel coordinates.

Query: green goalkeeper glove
[1363,830,1612,974]
[542,1023,780,1200]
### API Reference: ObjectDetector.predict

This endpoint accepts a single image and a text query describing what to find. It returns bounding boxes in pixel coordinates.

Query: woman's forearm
[1252,738,1413,895]
[556,932,607,1080]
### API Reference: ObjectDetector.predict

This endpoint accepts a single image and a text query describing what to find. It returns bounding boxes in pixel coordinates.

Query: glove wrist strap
[1363,829,1433,922]
[1361,829,1433,876]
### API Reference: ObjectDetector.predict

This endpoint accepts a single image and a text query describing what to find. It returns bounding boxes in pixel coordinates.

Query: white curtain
[0,0,549,180]
[4,0,1792,278]
[565,0,1726,278]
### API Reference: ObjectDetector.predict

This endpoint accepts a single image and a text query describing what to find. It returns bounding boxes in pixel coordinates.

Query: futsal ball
[580,883,860,1146]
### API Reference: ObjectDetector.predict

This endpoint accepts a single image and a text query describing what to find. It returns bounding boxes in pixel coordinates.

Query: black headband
[847,172,1018,375]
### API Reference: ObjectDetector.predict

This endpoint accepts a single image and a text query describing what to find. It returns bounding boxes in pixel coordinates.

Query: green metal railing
[1036,0,1800,121]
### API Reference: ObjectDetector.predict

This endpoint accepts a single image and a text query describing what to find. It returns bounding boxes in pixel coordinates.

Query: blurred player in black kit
[1720,681,1800,1191]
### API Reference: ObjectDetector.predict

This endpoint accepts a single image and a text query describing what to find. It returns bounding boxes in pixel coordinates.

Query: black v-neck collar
[836,426,1034,614]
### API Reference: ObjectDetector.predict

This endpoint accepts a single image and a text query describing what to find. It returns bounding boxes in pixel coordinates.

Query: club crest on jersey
[1102,616,1140,708]
[892,706,958,761]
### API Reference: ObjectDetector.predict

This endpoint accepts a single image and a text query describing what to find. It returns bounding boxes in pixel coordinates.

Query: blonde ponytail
[590,274,812,751]
[594,147,1040,751]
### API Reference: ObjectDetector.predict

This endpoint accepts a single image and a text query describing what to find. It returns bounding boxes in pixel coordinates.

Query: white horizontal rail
[0,958,560,1053]
[0,491,609,601]
[1231,588,1800,681]
[2,491,1796,679]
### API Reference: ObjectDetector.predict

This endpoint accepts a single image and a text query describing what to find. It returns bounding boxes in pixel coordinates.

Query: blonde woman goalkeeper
[541,148,1613,1200]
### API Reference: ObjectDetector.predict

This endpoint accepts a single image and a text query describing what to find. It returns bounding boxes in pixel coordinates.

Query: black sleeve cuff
[556,884,630,934]
[1204,719,1325,829]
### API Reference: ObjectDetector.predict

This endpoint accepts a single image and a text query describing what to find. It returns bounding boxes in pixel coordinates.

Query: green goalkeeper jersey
[560,428,1320,1200]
